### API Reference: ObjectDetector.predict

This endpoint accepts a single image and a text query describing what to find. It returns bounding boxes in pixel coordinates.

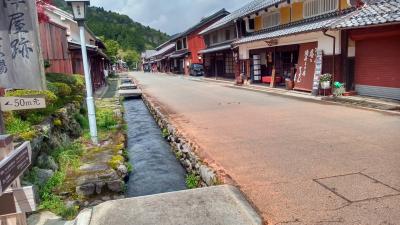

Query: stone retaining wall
[141,94,218,187]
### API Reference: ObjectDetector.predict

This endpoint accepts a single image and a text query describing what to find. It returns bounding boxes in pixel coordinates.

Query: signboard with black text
[0,142,31,195]
[0,0,46,90]
[0,96,46,111]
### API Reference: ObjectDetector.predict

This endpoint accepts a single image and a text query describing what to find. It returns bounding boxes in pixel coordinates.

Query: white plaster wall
[238,30,341,59]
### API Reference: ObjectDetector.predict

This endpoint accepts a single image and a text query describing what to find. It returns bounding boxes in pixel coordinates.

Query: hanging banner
[294,42,317,92]
[0,0,46,90]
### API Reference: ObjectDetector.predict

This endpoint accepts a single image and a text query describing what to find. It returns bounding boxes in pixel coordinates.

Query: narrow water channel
[123,99,187,197]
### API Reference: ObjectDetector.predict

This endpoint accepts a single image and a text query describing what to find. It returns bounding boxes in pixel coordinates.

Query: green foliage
[4,114,37,140]
[52,82,72,98]
[44,60,52,69]
[162,128,169,138]
[126,162,133,173]
[38,171,78,220]
[5,115,31,134]
[85,7,169,53]
[74,113,89,130]
[319,73,332,83]
[96,108,117,129]
[109,155,124,169]
[50,143,83,171]
[186,173,200,189]
[120,49,140,68]
[46,73,85,94]
[103,39,120,62]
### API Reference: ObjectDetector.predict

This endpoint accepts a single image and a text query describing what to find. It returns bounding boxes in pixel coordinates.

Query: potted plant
[320,73,332,89]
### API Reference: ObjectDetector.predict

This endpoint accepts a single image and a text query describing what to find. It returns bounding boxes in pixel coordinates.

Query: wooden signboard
[0,0,46,90]
[0,97,46,111]
[312,49,323,96]
[294,42,318,91]
[0,186,36,215]
[0,142,31,195]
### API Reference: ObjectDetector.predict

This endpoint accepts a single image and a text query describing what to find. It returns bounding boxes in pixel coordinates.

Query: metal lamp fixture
[66,0,90,21]
[66,0,98,144]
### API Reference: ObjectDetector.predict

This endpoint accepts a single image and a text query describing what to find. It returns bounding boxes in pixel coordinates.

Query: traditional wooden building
[39,3,110,91]
[199,12,238,79]
[169,9,230,75]
[229,0,355,91]
[332,0,400,100]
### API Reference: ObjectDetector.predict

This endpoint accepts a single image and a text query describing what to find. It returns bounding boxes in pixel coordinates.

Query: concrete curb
[89,185,263,225]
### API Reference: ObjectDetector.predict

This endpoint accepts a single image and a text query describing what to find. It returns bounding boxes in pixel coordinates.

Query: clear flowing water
[123,99,187,197]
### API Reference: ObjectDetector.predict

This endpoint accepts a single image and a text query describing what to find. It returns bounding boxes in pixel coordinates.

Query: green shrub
[52,82,72,98]
[46,73,77,86]
[72,74,85,91]
[5,115,32,135]
[51,143,83,171]
[96,108,117,129]
[108,155,124,169]
[39,171,78,219]
[26,113,45,124]
[46,73,85,94]
[186,173,200,189]
[74,113,89,129]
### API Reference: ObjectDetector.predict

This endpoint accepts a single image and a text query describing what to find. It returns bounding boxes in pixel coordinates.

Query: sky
[90,0,249,35]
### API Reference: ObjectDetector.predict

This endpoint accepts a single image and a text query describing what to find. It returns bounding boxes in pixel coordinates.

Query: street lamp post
[66,0,98,144]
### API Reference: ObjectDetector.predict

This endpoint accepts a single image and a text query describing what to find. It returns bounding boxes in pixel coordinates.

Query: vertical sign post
[312,49,323,96]
[0,0,46,90]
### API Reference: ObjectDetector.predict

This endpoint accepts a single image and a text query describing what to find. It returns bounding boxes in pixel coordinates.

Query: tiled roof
[152,43,176,58]
[178,9,230,38]
[233,11,352,45]
[332,0,400,29]
[200,0,284,35]
[141,50,157,59]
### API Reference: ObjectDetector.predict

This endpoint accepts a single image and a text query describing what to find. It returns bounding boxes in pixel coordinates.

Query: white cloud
[90,0,248,35]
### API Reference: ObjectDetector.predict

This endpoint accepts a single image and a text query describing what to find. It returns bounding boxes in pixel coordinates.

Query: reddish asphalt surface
[132,72,400,225]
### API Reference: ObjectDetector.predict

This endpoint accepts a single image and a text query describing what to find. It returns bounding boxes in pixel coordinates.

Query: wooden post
[270,67,276,88]
[0,88,5,134]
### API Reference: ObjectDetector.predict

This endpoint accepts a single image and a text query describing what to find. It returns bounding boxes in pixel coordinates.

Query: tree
[123,50,140,69]
[102,39,120,64]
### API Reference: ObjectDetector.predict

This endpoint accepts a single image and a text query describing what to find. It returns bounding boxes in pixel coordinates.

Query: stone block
[107,180,124,193]
[199,165,216,186]
[76,183,95,197]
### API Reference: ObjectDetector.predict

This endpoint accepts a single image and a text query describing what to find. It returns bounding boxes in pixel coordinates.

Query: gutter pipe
[323,29,336,84]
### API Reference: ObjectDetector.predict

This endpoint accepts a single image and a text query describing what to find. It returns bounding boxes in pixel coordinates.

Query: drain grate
[314,172,400,203]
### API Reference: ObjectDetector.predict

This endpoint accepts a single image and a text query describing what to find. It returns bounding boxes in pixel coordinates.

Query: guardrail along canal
[123,98,187,197]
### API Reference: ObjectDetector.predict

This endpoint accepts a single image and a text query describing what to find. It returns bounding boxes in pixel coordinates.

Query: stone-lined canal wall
[141,94,218,187]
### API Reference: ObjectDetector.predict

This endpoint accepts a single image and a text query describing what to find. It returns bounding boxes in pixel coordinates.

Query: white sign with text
[0,97,46,111]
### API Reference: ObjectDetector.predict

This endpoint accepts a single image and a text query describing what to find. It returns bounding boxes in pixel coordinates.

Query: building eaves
[331,0,400,29]
[233,9,354,45]
[178,8,230,38]
[153,43,176,58]
[200,0,284,35]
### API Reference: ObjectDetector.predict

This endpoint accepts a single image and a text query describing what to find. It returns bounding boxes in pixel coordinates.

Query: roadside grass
[25,142,84,219]
[186,173,200,189]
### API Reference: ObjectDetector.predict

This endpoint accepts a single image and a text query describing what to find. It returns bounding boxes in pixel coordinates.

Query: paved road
[132,72,400,225]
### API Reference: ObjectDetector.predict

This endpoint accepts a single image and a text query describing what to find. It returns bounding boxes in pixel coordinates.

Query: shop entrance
[250,45,299,87]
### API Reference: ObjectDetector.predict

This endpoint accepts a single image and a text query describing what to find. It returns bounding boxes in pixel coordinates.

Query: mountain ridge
[52,0,169,52]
